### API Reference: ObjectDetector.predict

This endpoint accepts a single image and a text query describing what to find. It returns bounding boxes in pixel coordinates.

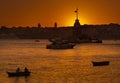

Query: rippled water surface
[0,39,120,83]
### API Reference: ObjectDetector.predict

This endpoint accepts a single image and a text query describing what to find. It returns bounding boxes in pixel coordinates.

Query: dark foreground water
[0,39,120,83]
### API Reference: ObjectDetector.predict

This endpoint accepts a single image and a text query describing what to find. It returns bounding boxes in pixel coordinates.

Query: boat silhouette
[7,71,30,77]
[92,61,109,66]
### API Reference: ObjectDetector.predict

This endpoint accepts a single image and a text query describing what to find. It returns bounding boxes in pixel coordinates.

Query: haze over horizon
[0,0,120,27]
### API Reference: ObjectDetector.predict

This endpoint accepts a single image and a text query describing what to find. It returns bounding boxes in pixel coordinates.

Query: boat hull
[92,61,109,66]
[7,72,30,77]
[46,44,75,49]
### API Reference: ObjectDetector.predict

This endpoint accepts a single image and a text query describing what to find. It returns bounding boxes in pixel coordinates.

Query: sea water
[0,39,120,83]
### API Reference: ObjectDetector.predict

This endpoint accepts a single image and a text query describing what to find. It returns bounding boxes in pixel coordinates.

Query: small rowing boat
[7,71,30,77]
[92,61,109,66]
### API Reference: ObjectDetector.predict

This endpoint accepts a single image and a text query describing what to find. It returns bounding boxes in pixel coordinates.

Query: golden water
[0,40,120,83]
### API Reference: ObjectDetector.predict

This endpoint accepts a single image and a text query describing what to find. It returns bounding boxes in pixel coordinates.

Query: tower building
[73,8,81,39]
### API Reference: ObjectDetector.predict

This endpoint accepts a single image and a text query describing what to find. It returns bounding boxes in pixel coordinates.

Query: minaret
[38,23,41,28]
[54,22,57,28]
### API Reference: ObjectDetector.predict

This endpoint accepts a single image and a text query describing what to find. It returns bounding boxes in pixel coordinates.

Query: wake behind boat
[92,61,110,66]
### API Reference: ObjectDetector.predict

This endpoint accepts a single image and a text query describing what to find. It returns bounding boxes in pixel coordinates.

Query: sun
[66,17,88,26]
[78,18,88,25]
[66,18,75,26]
[64,12,88,26]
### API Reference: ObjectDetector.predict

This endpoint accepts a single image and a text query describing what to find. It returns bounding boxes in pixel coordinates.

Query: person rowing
[24,67,29,73]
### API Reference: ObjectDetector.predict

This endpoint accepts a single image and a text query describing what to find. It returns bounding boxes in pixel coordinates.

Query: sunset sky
[0,0,120,27]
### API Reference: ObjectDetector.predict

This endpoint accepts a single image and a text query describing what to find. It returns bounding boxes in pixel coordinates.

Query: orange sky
[0,0,120,27]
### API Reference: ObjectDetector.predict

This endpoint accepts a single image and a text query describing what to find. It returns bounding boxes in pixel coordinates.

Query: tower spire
[75,8,78,20]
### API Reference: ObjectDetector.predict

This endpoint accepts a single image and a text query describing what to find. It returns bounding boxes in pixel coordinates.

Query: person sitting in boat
[24,67,29,73]
[16,67,20,73]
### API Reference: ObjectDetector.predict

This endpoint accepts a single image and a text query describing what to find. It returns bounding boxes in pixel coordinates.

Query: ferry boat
[47,38,75,49]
